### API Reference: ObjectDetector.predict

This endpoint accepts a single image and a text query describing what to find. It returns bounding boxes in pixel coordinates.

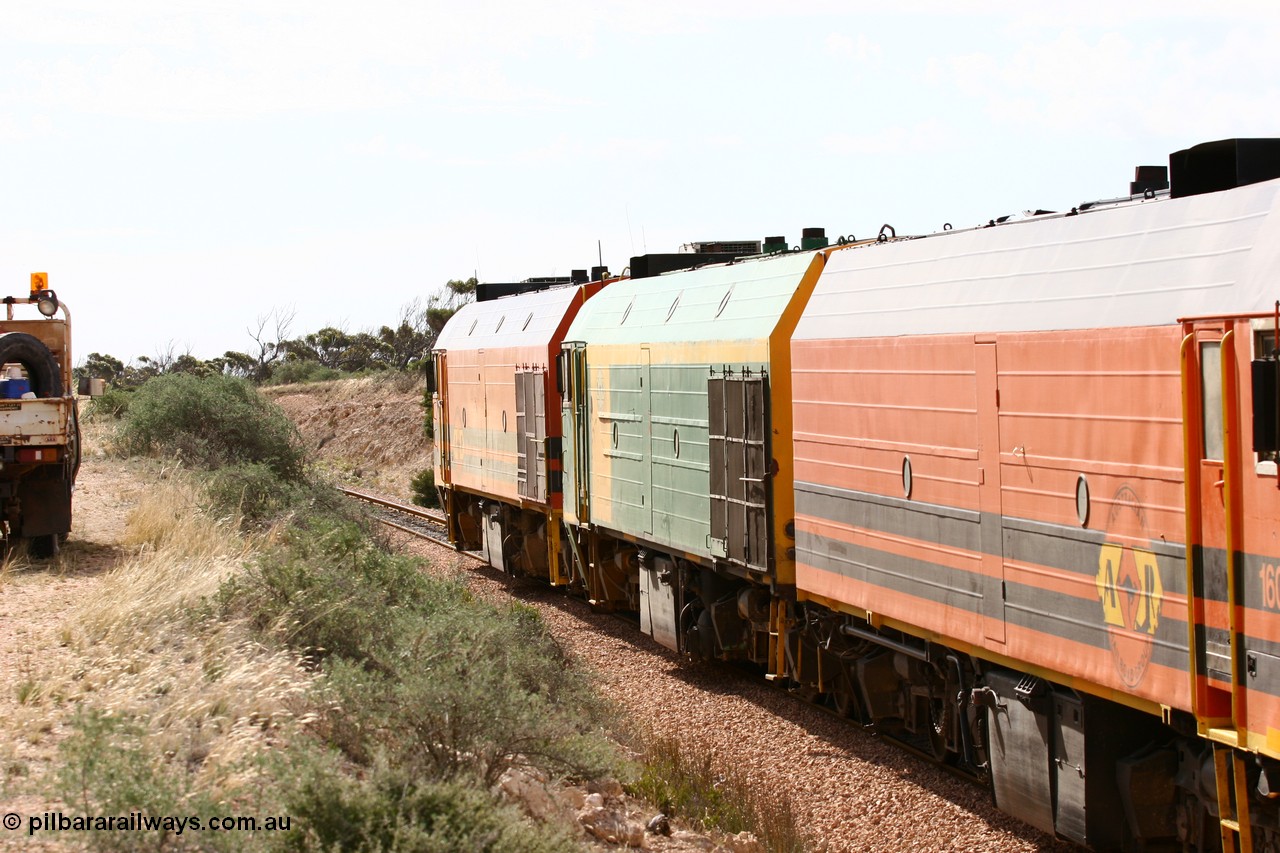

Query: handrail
[1179,332,1206,720]
[1220,329,1244,731]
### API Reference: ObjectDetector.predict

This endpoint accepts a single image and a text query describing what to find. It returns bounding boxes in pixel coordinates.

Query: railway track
[338,486,451,544]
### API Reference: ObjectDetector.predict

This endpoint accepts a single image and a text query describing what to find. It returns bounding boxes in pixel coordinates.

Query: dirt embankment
[265,375,430,500]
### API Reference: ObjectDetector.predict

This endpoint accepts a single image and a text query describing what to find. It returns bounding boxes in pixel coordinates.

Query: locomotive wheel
[0,332,62,397]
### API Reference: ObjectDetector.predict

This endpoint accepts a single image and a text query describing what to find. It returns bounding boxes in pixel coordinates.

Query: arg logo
[1094,486,1164,688]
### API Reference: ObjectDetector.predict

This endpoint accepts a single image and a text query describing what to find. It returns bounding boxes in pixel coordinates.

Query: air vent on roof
[1170,138,1280,199]
[679,239,762,255]
[1130,165,1169,195]
[476,276,573,302]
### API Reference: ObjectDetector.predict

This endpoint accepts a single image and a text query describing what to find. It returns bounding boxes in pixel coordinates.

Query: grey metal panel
[436,284,582,351]
[564,251,819,346]
[514,370,548,503]
[639,565,678,652]
[987,670,1055,835]
[708,377,727,557]
[482,505,506,573]
[1247,648,1280,699]
[708,372,769,572]
[1053,694,1087,846]
[516,371,530,500]
[533,370,546,502]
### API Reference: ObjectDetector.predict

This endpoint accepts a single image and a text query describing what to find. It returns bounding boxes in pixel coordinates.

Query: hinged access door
[562,342,590,523]
[515,368,547,502]
[1182,323,1239,725]
[432,351,450,484]
[976,342,1007,644]
[709,370,771,573]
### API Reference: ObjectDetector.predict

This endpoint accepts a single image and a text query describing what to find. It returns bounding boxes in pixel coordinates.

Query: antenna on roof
[597,240,603,268]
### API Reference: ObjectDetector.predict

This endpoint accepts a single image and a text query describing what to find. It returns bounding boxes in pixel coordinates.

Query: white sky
[2,0,1279,362]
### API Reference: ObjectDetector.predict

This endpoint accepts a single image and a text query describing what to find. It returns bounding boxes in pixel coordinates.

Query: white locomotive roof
[795,177,1280,340]
[565,250,819,345]
[434,283,583,352]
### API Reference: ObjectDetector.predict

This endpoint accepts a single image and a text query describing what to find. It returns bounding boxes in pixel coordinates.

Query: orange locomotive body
[430,139,1280,850]
[791,139,1280,850]
[432,277,603,582]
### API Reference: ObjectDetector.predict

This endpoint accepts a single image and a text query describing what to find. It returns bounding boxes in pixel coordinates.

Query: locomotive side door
[561,342,590,524]
[976,340,1007,644]
[641,346,653,537]
[1183,322,1239,725]
[432,350,450,486]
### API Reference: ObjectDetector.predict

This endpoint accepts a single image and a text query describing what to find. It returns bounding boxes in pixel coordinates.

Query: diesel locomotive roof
[434,283,584,352]
[565,250,819,345]
[796,176,1280,341]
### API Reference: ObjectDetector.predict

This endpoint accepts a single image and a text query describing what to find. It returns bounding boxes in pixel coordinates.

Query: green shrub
[279,762,571,853]
[222,515,616,787]
[205,463,302,524]
[116,374,304,479]
[219,517,448,670]
[409,467,439,508]
[84,387,133,420]
[266,360,343,387]
[321,602,615,786]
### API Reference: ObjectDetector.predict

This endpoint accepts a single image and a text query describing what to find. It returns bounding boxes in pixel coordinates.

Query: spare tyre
[0,332,62,397]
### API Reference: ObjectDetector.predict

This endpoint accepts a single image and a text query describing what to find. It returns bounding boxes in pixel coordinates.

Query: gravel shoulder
[0,445,146,851]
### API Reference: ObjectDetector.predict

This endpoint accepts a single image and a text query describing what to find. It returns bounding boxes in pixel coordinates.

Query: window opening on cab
[1253,328,1280,464]
[1200,341,1224,461]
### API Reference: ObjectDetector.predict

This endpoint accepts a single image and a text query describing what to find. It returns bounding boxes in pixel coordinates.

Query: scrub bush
[222,514,616,787]
[279,761,572,853]
[409,467,439,508]
[204,463,303,524]
[115,373,304,480]
[265,360,343,387]
[84,387,133,420]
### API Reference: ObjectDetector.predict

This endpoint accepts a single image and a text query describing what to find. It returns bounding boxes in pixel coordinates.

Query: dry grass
[30,476,315,794]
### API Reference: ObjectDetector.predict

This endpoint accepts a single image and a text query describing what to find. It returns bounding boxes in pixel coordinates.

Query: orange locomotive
[431,139,1280,851]
[431,274,605,584]
[791,139,1280,851]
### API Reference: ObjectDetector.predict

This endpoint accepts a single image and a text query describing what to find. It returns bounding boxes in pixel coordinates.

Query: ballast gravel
[395,533,1075,853]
